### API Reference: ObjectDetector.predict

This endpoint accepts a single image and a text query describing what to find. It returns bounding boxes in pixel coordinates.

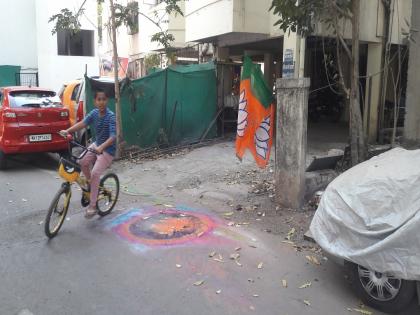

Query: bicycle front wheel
[45,184,71,238]
[97,173,120,216]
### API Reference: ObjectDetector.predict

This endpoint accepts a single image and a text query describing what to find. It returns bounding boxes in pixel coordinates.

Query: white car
[311,148,420,313]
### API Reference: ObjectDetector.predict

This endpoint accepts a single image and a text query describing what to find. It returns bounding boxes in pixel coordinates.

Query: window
[57,30,95,57]
[9,91,61,108]
[71,84,81,101]
[58,85,67,101]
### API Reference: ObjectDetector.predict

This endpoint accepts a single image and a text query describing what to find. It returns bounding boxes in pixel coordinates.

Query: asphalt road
[1,153,419,315]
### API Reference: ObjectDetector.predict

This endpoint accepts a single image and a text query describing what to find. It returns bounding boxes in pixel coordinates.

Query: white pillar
[275,78,311,209]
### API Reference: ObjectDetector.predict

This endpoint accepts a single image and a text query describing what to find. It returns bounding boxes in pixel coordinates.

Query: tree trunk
[350,0,365,165]
[110,0,123,158]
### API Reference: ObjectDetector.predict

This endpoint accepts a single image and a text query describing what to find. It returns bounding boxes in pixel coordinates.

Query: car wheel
[0,150,7,170]
[347,262,416,313]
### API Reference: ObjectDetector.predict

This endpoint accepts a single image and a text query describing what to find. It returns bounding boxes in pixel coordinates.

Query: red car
[0,87,70,169]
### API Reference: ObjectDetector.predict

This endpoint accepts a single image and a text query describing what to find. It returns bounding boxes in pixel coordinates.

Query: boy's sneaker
[84,207,97,219]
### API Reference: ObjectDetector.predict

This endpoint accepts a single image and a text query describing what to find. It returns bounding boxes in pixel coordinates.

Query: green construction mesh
[85,62,217,149]
[0,65,21,87]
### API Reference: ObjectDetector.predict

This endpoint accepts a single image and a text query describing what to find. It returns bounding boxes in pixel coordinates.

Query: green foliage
[144,53,161,72]
[151,31,175,50]
[269,0,321,35]
[48,8,83,35]
[114,2,139,34]
[269,0,352,36]
[49,0,184,52]
[162,0,184,16]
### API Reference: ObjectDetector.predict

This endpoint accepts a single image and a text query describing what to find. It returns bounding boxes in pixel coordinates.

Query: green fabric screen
[0,65,20,87]
[85,62,217,149]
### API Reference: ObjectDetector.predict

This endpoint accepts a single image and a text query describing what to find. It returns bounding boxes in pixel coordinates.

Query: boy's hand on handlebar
[59,130,69,137]
[95,146,104,154]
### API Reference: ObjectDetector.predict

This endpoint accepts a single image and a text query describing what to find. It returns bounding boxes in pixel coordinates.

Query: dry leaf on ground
[230,253,240,260]
[193,280,205,286]
[299,282,312,289]
[352,309,373,315]
[306,255,321,266]
[286,227,296,240]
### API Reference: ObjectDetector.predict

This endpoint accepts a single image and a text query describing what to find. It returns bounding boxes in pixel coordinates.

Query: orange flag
[236,57,275,168]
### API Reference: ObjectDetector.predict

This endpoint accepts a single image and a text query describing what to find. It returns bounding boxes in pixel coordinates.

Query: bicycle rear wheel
[45,184,71,238]
[97,173,119,216]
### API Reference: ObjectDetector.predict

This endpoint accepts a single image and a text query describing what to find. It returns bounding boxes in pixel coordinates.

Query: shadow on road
[4,153,59,172]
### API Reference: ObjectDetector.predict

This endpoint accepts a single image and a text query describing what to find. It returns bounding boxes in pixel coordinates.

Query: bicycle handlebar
[57,132,100,159]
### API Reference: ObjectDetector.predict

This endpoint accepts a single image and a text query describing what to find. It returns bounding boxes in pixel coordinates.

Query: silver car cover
[310,148,420,280]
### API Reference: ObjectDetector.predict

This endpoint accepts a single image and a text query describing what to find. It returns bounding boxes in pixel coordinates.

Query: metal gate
[15,72,39,87]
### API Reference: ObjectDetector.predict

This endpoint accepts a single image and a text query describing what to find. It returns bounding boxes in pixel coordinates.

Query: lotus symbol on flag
[237,90,248,137]
[255,116,271,159]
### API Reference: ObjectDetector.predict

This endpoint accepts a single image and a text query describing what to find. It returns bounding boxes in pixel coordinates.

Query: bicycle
[44,133,120,238]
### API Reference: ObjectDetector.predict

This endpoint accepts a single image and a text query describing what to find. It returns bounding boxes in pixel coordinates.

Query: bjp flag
[236,57,275,168]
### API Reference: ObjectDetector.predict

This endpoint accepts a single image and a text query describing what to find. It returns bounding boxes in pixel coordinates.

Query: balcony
[185,0,273,46]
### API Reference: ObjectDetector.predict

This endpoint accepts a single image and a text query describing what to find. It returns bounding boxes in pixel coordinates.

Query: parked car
[310,148,420,313]
[0,86,70,169]
[59,79,82,126]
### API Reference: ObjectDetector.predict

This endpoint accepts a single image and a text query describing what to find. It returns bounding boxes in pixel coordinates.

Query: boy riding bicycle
[60,89,116,219]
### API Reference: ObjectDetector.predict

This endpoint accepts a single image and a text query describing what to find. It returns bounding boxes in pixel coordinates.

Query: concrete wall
[184,0,411,46]
[185,0,272,42]
[185,0,235,42]
[0,0,38,69]
[100,1,131,57]
[232,0,272,34]
[136,1,186,54]
[314,0,410,44]
[35,0,99,92]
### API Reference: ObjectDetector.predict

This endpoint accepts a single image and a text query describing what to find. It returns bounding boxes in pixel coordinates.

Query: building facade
[0,0,100,92]
[183,0,412,144]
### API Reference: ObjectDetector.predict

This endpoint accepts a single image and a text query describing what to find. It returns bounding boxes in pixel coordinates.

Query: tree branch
[336,36,350,97]
[329,0,353,19]
[332,12,353,61]
[138,11,164,32]
[336,32,352,60]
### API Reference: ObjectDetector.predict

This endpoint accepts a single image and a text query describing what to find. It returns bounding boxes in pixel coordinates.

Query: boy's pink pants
[79,145,113,208]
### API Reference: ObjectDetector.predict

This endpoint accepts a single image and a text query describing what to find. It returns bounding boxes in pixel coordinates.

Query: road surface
[1,152,418,315]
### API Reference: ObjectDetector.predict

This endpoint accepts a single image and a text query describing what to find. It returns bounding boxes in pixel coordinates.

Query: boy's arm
[60,110,95,136]
[62,120,87,135]
[96,136,115,154]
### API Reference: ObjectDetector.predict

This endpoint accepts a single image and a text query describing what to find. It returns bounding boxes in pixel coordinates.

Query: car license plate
[29,134,52,142]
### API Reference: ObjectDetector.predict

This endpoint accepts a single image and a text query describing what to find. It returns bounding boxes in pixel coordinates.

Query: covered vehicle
[0,87,70,169]
[310,148,420,313]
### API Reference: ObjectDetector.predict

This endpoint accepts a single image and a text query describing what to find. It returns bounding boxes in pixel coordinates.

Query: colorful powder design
[107,206,222,250]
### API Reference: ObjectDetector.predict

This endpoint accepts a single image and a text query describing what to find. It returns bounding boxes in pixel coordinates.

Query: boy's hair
[94,89,108,99]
